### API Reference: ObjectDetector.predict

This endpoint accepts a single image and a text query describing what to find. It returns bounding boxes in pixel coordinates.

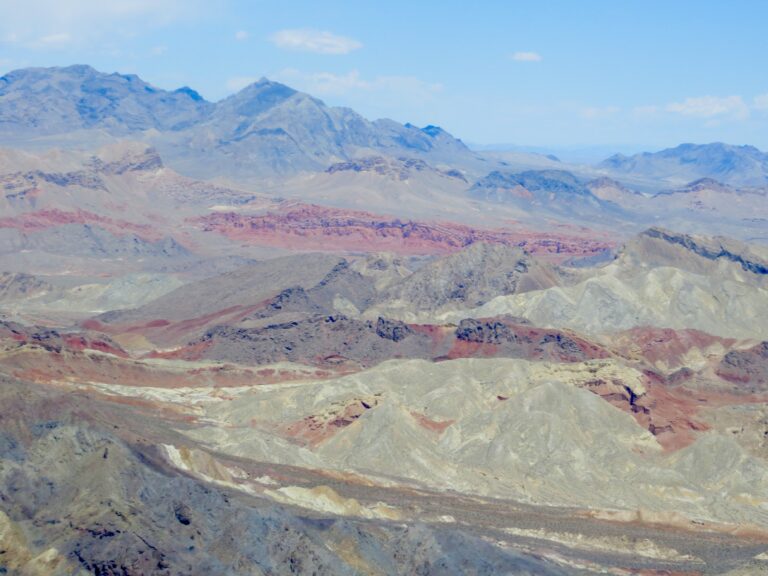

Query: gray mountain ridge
[467,168,631,221]
[2,65,768,243]
[599,142,768,187]
[0,65,476,179]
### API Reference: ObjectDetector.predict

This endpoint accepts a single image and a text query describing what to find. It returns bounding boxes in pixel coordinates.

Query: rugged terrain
[1,64,768,575]
[3,225,768,575]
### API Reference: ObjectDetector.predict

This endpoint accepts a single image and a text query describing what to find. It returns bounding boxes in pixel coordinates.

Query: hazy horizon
[1,0,767,150]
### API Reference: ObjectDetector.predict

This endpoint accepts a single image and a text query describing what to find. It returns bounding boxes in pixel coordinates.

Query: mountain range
[1,63,768,575]
[0,65,476,179]
[4,65,768,190]
[600,142,768,187]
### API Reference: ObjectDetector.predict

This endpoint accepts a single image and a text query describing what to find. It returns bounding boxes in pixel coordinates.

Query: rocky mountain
[4,220,768,574]
[468,169,624,221]
[599,142,768,187]
[0,374,570,576]
[193,203,613,259]
[0,64,211,134]
[646,179,768,241]
[624,227,768,275]
[3,66,768,243]
[717,340,768,391]
[0,65,476,179]
[0,271,185,320]
[270,155,472,220]
[4,62,768,576]
[366,242,564,319]
[442,228,768,340]
[96,253,351,326]
[585,176,646,207]
[325,155,466,182]
[3,223,191,260]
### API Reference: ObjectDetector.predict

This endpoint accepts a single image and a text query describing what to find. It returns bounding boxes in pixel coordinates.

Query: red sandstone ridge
[580,370,768,451]
[0,208,164,241]
[0,321,128,358]
[192,203,613,260]
[611,327,737,370]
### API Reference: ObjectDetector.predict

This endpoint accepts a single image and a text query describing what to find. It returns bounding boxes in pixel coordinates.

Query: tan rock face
[443,249,768,340]
[147,357,763,528]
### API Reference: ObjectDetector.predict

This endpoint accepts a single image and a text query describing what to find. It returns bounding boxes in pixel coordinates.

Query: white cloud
[35,32,72,47]
[632,105,660,116]
[0,0,203,49]
[665,95,749,120]
[235,30,248,41]
[580,106,619,119]
[253,68,444,123]
[269,29,362,55]
[226,76,259,92]
[754,93,768,111]
[273,69,442,100]
[0,0,193,22]
[510,51,542,62]
[151,45,168,56]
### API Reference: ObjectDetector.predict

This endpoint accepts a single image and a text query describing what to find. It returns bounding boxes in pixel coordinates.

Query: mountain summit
[599,142,768,187]
[0,64,212,134]
[0,65,473,179]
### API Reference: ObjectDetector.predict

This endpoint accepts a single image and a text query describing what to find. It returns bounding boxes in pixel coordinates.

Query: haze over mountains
[1,63,768,575]
[0,65,476,180]
[1,65,765,243]
[601,142,768,188]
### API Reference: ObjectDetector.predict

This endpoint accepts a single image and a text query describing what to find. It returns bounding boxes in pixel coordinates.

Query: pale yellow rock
[264,485,402,520]
[502,526,696,561]
[158,358,768,529]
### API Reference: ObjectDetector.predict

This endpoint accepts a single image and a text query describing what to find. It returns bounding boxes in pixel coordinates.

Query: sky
[1,0,767,155]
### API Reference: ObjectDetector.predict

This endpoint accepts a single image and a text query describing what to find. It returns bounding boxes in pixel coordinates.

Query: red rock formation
[192,203,613,261]
[442,318,611,362]
[580,371,768,451]
[0,208,163,241]
[410,411,454,433]
[280,397,381,446]
[0,321,128,358]
[85,303,268,348]
[2,340,335,391]
[612,327,736,369]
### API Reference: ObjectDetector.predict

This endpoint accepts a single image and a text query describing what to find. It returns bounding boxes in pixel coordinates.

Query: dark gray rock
[0,377,567,575]
[200,314,439,367]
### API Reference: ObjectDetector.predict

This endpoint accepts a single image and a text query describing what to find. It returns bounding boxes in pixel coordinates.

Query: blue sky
[1,0,767,154]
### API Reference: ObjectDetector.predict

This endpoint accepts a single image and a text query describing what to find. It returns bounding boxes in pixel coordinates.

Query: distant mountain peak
[587,176,631,189]
[241,77,295,92]
[599,142,768,187]
[420,125,445,137]
[468,169,612,218]
[216,78,300,117]
[324,155,468,182]
[682,177,729,190]
[173,86,205,102]
[60,63,99,75]
[0,64,475,179]
[0,64,212,133]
